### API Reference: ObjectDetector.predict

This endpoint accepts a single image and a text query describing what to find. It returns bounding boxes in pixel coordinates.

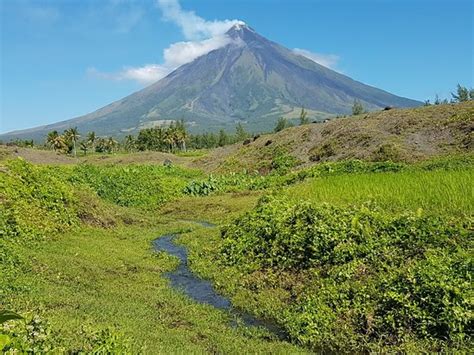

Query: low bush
[219,196,473,351]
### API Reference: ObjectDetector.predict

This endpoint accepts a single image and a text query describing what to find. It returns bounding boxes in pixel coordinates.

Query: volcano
[1,23,421,141]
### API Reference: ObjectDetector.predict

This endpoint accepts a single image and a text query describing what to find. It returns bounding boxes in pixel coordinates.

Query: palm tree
[175,119,187,151]
[124,135,135,153]
[46,130,59,150]
[52,135,67,152]
[175,128,187,151]
[163,130,174,152]
[87,131,97,152]
[80,141,88,156]
[107,137,118,153]
[65,127,80,156]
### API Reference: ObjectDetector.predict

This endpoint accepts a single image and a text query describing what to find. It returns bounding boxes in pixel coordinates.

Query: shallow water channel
[152,220,286,339]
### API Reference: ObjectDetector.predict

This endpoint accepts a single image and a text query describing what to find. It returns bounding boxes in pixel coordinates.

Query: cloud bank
[91,0,243,85]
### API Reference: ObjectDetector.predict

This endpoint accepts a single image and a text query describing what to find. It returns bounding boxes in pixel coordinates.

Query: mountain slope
[1,24,421,142]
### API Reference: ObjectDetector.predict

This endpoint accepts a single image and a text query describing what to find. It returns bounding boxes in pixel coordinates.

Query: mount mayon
[2,24,422,141]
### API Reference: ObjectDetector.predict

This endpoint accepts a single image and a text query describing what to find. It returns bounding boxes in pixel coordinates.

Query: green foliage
[274,117,290,133]
[352,99,365,115]
[220,196,473,351]
[0,310,23,324]
[270,149,299,174]
[69,164,200,209]
[0,159,79,241]
[299,108,309,125]
[235,122,249,141]
[451,84,472,102]
[218,129,229,147]
[1,314,135,353]
[183,176,219,196]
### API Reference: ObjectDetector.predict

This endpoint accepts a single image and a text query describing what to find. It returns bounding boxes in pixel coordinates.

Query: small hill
[194,102,474,172]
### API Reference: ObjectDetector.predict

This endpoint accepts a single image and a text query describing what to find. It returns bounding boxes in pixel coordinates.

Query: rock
[163,159,173,167]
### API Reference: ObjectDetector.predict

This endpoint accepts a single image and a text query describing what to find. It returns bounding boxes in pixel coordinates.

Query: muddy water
[152,221,286,339]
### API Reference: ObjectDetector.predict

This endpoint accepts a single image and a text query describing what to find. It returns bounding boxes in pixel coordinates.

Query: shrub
[270,149,299,174]
[0,159,79,241]
[183,176,219,196]
[220,196,473,351]
[371,143,403,162]
[309,141,337,161]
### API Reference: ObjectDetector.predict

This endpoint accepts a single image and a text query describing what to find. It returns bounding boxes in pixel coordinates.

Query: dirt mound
[193,102,473,173]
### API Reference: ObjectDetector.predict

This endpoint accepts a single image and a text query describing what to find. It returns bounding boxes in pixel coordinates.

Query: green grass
[285,169,473,217]
[5,223,303,353]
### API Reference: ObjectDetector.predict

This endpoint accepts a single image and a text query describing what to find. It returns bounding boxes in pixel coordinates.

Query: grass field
[285,169,473,216]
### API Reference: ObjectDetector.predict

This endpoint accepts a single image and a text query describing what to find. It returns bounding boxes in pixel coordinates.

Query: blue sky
[1,0,472,133]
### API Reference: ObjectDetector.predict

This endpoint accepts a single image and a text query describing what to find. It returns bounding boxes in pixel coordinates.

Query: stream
[152,220,287,339]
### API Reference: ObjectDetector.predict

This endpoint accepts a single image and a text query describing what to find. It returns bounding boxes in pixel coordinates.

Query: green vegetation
[69,164,201,209]
[299,108,309,125]
[352,99,366,115]
[0,159,302,352]
[217,196,471,352]
[1,103,473,352]
[274,117,292,133]
[451,83,474,102]
[285,168,473,216]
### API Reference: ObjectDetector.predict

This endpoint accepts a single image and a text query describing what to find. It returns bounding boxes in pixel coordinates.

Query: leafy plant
[219,195,473,351]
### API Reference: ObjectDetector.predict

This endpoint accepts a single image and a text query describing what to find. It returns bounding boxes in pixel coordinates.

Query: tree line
[424,84,474,106]
[39,120,252,155]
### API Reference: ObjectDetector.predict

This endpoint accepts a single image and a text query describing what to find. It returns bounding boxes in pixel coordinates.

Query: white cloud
[92,0,243,85]
[293,48,340,70]
[164,35,233,67]
[157,0,244,40]
[87,65,169,85]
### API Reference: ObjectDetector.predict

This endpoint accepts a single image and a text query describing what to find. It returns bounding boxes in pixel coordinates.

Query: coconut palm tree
[46,130,59,150]
[52,135,67,152]
[175,119,187,151]
[124,135,135,153]
[87,131,97,152]
[107,137,118,153]
[64,127,80,156]
[163,130,174,152]
[80,141,88,156]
